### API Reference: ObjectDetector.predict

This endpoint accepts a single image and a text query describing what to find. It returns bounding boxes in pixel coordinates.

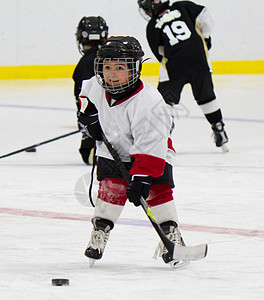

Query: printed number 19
[163,21,191,46]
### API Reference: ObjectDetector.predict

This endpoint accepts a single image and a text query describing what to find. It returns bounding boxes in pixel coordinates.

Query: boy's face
[103,59,132,87]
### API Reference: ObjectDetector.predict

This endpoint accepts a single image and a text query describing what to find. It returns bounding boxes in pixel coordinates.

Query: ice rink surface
[0,75,264,299]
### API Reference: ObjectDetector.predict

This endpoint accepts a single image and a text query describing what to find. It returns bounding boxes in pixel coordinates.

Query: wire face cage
[94,57,140,94]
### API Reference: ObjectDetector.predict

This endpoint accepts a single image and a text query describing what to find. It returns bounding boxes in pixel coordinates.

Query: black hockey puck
[25,147,37,152]
[51,278,69,286]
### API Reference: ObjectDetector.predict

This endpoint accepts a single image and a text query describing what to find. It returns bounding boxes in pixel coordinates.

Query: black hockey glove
[126,176,153,207]
[205,36,212,50]
[78,112,103,141]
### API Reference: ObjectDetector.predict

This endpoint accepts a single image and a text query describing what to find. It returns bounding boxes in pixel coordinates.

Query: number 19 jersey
[146,1,214,79]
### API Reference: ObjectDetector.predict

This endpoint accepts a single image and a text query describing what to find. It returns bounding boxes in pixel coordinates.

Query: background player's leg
[191,71,229,151]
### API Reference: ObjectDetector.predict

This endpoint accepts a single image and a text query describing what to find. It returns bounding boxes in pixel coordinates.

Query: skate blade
[170,260,190,270]
[89,258,96,268]
[221,144,229,153]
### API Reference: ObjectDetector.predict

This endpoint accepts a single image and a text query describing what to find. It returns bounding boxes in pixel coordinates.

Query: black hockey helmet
[76,16,108,54]
[138,0,170,18]
[94,36,145,94]
[97,36,144,61]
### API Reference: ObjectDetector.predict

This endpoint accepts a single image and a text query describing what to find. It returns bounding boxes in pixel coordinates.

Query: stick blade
[173,243,208,261]
[221,144,229,153]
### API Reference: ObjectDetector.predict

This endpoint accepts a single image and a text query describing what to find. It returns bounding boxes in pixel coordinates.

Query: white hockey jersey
[79,76,176,177]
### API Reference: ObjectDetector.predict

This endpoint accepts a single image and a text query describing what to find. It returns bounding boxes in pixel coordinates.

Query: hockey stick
[101,132,208,262]
[0,130,80,159]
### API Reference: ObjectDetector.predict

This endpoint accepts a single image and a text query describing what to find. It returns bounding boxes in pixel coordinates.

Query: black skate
[212,121,229,152]
[153,221,189,269]
[84,217,114,267]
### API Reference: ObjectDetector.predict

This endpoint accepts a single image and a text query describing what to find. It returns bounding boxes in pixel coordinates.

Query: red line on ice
[1,207,263,238]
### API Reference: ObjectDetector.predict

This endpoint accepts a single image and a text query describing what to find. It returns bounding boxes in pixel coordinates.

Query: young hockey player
[73,16,108,164]
[78,36,185,267]
[137,0,229,152]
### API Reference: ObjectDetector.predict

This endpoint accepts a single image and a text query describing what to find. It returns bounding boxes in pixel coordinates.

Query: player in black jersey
[73,16,108,164]
[138,0,229,152]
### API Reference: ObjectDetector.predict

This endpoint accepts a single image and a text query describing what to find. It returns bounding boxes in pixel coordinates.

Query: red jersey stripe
[168,137,176,153]
[130,153,165,177]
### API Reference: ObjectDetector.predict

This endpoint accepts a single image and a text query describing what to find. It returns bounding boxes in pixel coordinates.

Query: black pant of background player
[158,70,222,125]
